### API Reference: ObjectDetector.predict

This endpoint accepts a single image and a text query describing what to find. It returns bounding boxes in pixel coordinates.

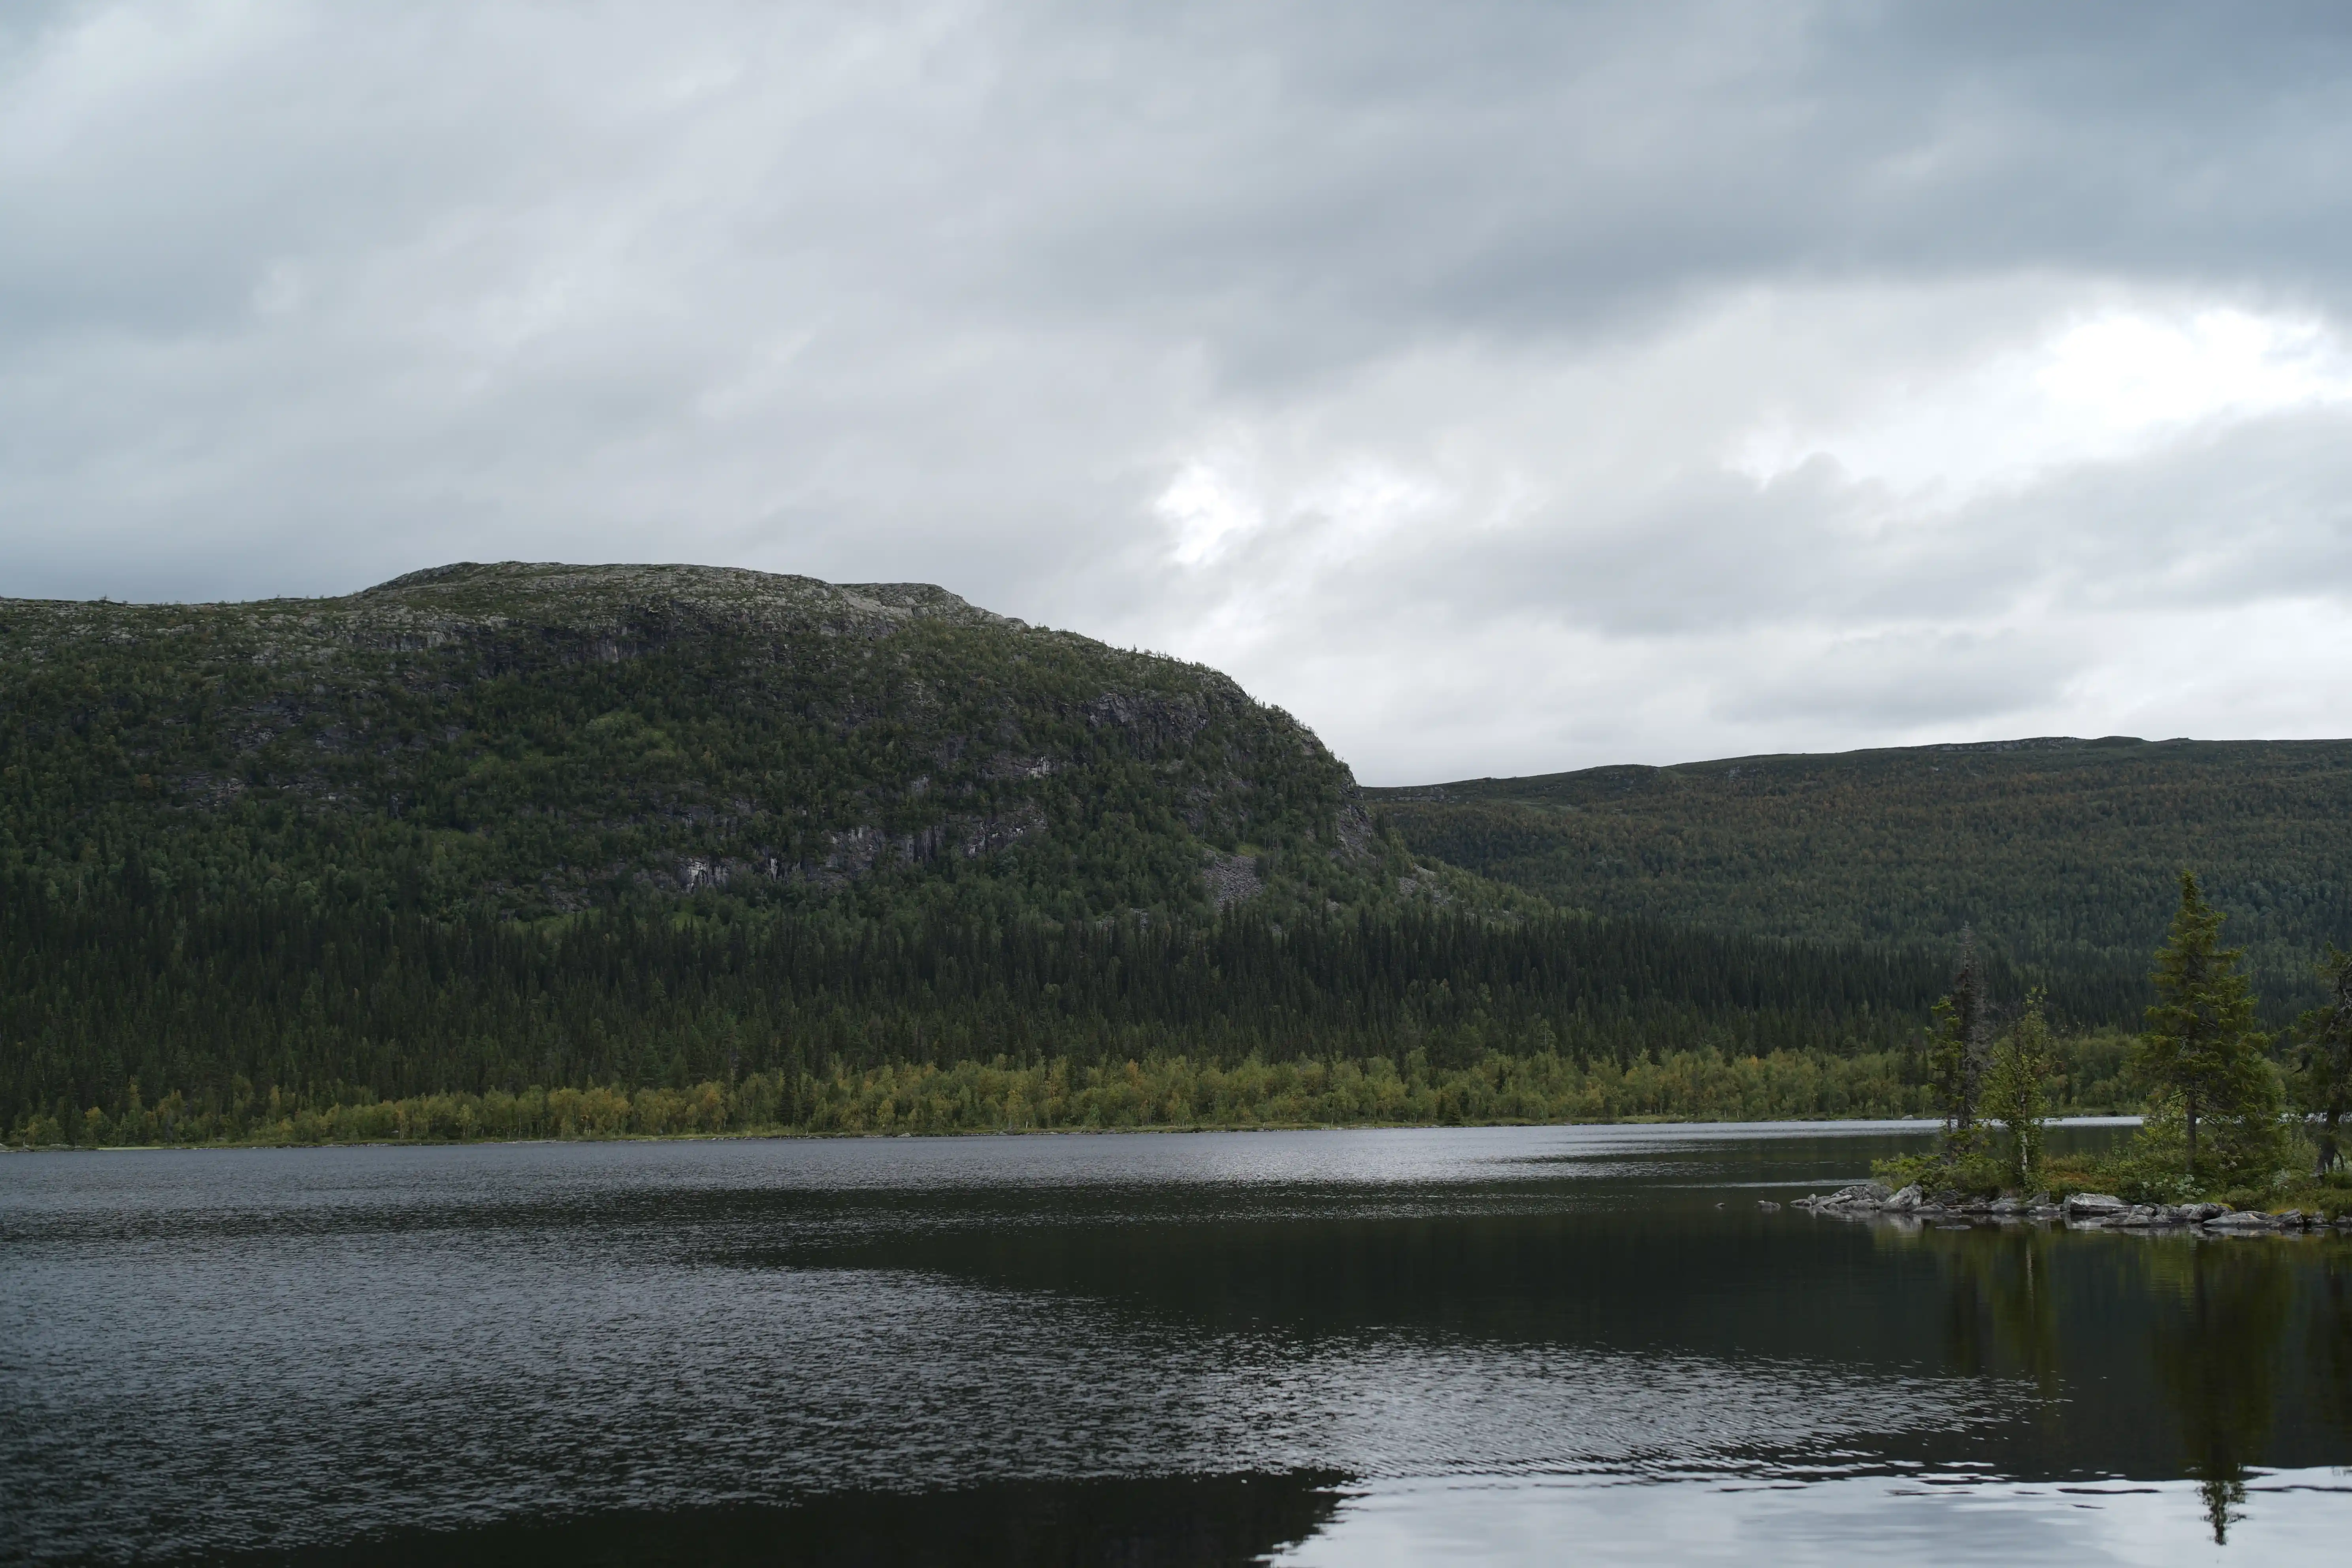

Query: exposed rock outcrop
[1781,1183,2341,1235]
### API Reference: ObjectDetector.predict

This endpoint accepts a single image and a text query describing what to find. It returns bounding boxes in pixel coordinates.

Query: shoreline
[9,1112,2145,1155]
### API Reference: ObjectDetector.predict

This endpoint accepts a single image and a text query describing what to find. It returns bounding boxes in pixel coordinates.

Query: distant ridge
[1368,735,2352,1016]
[1379,734,2247,798]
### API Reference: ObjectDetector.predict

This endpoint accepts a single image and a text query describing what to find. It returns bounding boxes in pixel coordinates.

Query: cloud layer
[5,1,2351,780]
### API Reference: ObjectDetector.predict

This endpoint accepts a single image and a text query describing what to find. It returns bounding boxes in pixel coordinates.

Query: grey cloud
[11,5,2350,369]
[1441,460,1914,637]
[1118,390,2352,777]
[1711,626,2074,729]
[955,2,2352,381]
[1441,406,2352,640]
[1976,411,2352,612]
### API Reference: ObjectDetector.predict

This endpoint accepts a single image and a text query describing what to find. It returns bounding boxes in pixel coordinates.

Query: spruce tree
[2137,872,2278,1183]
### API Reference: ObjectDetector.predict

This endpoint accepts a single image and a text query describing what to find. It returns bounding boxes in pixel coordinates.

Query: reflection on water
[1901,1224,2066,1398]
[1276,1470,2352,1567]
[2311,1250,2352,1441]
[2147,1241,2294,1543]
[3,1123,2348,1566]
[188,1475,1349,1568]
[1888,1221,2325,1548]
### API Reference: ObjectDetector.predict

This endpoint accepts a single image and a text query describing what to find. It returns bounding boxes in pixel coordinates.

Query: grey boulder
[1818,1182,1891,1209]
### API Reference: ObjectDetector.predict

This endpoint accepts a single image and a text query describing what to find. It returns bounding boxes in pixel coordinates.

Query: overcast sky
[6,2,2352,782]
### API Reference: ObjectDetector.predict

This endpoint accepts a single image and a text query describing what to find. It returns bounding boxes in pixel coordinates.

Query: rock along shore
[1779,1183,2349,1234]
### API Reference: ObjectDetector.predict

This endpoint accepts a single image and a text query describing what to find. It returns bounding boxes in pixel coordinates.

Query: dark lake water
[4,1121,2348,1565]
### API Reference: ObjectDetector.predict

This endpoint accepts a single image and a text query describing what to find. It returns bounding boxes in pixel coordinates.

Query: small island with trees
[1791,872,2352,1231]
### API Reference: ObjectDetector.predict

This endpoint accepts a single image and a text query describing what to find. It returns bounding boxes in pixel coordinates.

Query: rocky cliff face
[2,562,1414,922]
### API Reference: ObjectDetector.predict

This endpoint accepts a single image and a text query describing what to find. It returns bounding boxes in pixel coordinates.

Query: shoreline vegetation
[9,874,2343,1199]
[12,876,2339,1170]
[13,1039,2145,1150]
[2,886,2084,1152]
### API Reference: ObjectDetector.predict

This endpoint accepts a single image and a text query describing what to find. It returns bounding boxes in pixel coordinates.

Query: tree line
[17,863,2339,1159]
[6,856,2089,1144]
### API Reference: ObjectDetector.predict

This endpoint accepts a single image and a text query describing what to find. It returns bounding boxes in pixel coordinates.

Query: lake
[4,1121,2348,1565]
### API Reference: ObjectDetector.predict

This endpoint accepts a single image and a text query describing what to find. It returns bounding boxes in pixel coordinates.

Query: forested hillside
[1370,737,2352,1019]
[0,561,1433,926]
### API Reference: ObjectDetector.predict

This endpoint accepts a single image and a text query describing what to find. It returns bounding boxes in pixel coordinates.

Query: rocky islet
[1779,1182,2348,1234]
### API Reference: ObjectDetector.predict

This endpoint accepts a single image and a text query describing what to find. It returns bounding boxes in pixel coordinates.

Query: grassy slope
[1369,736,2352,1022]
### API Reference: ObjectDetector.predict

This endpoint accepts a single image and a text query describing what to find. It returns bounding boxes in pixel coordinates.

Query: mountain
[15,563,1774,1136]
[1,561,1454,925]
[1368,736,2352,1022]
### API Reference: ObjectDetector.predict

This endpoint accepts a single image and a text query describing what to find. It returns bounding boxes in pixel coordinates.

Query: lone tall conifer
[2137,872,2277,1181]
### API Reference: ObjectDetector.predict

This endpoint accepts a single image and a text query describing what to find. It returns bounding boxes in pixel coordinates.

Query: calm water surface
[4,1121,2348,1564]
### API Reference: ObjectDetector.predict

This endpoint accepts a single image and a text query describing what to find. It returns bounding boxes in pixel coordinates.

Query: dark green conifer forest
[1370,739,2352,1017]
[9,860,2056,1142]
